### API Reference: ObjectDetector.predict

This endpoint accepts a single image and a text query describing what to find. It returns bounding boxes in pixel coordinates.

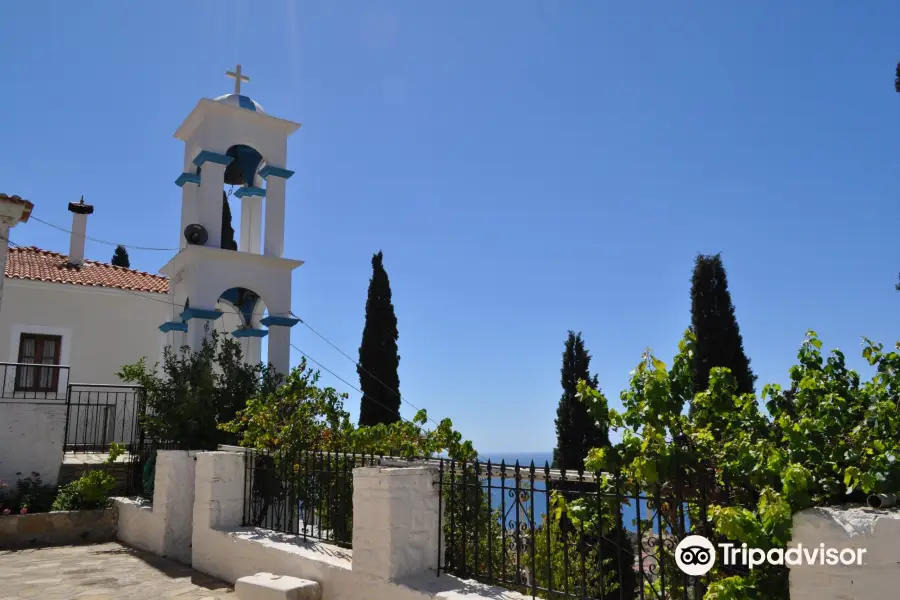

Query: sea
[480,452,555,468]
[475,452,657,536]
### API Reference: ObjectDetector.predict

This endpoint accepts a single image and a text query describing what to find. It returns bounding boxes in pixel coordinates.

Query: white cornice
[158,245,304,276]
[174,98,301,141]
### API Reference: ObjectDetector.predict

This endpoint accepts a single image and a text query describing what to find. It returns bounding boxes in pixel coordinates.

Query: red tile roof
[5,246,169,294]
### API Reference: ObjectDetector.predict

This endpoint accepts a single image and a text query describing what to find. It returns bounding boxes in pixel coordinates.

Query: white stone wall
[0,402,66,486]
[117,451,900,600]
[790,506,900,599]
[352,466,442,581]
[116,498,164,555]
[115,450,197,563]
[189,451,529,600]
[158,450,198,563]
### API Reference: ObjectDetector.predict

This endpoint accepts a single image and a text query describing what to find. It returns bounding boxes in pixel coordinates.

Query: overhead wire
[27,185,241,253]
[287,341,481,461]
[290,310,452,436]
[29,216,179,252]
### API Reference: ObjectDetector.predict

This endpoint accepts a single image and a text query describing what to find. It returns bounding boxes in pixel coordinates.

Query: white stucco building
[0,223,169,388]
[0,197,171,484]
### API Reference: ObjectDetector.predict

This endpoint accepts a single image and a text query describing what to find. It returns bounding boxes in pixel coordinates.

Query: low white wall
[191,451,528,600]
[0,402,65,486]
[114,450,197,564]
[157,450,198,563]
[116,497,164,555]
[790,506,900,599]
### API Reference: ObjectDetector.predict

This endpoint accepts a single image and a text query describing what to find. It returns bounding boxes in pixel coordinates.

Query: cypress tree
[111,245,130,268]
[552,331,607,472]
[550,331,636,599]
[357,251,401,426]
[689,253,756,397]
[221,192,238,251]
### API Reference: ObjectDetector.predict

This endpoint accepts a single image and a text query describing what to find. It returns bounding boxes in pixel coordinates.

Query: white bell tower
[159,65,303,375]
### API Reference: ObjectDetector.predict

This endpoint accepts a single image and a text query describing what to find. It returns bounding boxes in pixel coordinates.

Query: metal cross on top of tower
[226,64,250,95]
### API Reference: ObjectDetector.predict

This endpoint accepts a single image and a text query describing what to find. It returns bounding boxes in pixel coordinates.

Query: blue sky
[3,2,900,455]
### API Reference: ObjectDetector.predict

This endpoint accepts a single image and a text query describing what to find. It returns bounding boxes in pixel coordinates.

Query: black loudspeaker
[184,224,209,246]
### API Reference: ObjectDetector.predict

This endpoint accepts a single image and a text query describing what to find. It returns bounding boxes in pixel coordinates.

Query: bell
[224,145,264,187]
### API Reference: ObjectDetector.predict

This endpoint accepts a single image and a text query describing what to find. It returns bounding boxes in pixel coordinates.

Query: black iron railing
[438,459,739,600]
[64,384,144,453]
[243,449,379,548]
[0,362,70,402]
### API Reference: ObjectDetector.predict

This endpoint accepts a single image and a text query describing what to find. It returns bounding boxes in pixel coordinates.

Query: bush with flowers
[0,472,56,516]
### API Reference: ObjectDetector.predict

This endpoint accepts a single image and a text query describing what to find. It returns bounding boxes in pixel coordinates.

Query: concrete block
[235,572,321,600]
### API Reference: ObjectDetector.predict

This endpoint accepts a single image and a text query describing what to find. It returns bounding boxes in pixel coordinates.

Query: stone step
[235,573,321,600]
[57,463,131,495]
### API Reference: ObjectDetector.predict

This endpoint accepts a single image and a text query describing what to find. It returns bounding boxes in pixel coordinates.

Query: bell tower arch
[159,65,303,375]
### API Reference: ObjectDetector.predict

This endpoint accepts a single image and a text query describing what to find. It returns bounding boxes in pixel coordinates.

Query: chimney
[67,196,94,267]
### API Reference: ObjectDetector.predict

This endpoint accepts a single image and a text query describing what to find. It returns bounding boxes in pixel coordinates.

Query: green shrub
[52,443,125,511]
[119,330,281,451]
[576,330,900,599]
[52,470,117,511]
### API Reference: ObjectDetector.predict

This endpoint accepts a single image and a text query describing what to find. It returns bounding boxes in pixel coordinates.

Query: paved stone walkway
[0,542,234,599]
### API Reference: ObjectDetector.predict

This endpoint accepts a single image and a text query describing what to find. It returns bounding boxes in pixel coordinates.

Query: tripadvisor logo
[674,535,867,576]
[675,535,716,576]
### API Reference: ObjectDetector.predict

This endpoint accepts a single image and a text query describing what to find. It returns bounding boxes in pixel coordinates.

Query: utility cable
[290,341,483,461]
[291,311,450,436]
[28,186,240,253]
[29,216,179,252]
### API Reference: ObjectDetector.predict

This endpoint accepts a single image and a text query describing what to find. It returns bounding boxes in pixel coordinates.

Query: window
[16,334,62,392]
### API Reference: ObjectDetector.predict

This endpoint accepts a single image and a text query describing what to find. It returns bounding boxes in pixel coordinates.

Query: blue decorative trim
[237,95,258,111]
[192,151,233,168]
[175,172,202,187]
[260,315,301,328]
[234,186,267,198]
[159,321,188,333]
[232,328,268,339]
[218,287,261,327]
[259,165,295,180]
[179,307,224,321]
